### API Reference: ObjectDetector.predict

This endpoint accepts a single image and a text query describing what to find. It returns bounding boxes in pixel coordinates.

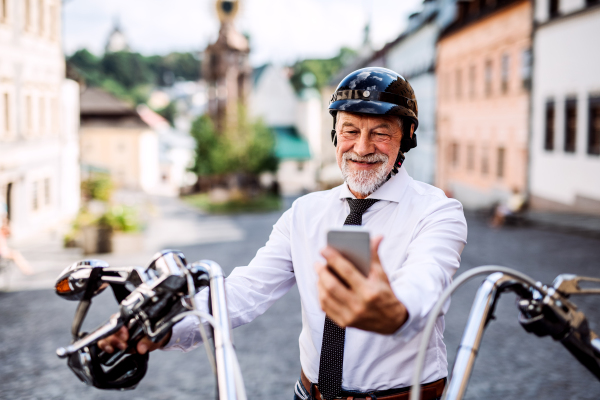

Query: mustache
[342,151,388,164]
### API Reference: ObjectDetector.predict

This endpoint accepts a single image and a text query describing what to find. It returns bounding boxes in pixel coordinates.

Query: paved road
[1,197,599,400]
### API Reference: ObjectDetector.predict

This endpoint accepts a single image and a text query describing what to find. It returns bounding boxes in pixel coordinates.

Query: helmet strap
[331,113,337,146]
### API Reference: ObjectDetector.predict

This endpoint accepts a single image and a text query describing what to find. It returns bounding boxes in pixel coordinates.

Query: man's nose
[354,131,375,156]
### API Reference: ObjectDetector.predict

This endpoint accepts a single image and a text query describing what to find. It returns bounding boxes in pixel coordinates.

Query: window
[44,177,50,206]
[455,69,462,100]
[545,101,555,151]
[39,97,45,134]
[3,93,9,134]
[38,0,44,34]
[497,147,505,179]
[564,98,577,153]
[588,96,600,155]
[587,0,600,6]
[501,54,510,94]
[1,0,7,22]
[549,0,560,18]
[51,97,58,133]
[469,65,476,99]
[521,49,532,89]
[450,142,460,167]
[24,0,31,30]
[481,145,489,175]
[485,60,493,97]
[49,3,56,40]
[25,95,32,134]
[32,181,39,211]
[467,144,475,171]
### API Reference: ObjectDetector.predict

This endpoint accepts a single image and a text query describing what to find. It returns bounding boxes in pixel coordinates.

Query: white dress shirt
[164,167,468,392]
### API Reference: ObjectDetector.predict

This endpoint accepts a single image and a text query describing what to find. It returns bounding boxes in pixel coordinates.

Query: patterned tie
[317,198,380,399]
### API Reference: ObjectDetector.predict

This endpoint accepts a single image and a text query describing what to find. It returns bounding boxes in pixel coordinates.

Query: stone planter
[81,225,112,255]
[111,231,145,254]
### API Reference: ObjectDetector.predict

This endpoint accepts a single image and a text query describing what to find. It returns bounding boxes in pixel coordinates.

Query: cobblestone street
[1,197,599,400]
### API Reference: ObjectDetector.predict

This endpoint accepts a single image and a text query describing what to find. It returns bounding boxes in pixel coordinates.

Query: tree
[290,47,357,92]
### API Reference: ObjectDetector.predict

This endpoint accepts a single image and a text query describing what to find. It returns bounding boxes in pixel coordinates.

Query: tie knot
[346,198,379,216]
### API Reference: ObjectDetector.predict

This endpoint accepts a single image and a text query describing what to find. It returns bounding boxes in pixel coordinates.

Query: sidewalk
[2,195,245,292]
[524,210,600,240]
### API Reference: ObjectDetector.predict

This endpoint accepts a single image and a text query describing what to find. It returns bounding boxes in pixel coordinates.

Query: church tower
[203,0,251,134]
[105,17,131,53]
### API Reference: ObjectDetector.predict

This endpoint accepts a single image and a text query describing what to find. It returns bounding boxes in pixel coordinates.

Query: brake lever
[57,313,123,358]
[553,274,600,296]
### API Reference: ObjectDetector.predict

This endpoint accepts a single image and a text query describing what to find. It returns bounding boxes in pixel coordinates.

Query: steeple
[105,16,131,53]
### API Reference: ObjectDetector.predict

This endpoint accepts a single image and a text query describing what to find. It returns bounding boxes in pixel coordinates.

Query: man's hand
[97,326,171,355]
[315,236,408,334]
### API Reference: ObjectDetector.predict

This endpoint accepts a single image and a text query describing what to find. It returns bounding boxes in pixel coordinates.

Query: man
[100,67,468,400]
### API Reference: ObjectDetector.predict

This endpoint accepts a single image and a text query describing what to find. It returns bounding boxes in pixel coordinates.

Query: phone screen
[327,228,371,276]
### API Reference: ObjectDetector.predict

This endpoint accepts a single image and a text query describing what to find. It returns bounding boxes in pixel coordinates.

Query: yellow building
[436,0,532,208]
[79,88,159,192]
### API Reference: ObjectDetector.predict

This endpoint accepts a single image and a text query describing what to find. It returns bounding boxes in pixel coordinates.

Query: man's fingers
[321,246,365,288]
[137,337,153,355]
[318,265,353,304]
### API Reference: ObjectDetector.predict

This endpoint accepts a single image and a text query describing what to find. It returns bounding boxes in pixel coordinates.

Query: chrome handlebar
[411,267,600,400]
[55,251,247,400]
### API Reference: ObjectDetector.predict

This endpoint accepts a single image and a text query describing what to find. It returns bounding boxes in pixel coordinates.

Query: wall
[529,3,600,213]
[436,1,532,208]
[249,65,297,126]
[386,23,439,184]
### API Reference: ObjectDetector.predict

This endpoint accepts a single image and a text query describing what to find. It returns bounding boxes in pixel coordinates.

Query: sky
[63,0,423,66]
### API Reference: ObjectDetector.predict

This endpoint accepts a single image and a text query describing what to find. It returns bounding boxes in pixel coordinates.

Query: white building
[529,0,600,214]
[0,0,81,240]
[250,64,318,195]
[363,0,457,185]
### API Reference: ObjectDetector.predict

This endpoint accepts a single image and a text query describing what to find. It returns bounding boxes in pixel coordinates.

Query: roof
[440,0,526,40]
[272,126,311,160]
[252,64,269,86]
[80,87,136,116]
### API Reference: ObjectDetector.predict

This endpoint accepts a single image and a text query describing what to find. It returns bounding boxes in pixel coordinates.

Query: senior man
[100,67,468,400]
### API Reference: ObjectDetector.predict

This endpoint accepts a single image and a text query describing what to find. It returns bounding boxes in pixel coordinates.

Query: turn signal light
[56,278,72,293]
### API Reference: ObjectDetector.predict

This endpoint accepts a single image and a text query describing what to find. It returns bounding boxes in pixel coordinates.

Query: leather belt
[301,370,445,400]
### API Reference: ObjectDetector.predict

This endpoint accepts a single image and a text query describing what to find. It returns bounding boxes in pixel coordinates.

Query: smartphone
[327,228,371,276]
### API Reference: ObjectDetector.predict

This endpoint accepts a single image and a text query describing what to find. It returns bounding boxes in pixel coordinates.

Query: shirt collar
[338,167,410,203]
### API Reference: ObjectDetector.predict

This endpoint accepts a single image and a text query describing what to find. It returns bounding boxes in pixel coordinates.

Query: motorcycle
[54,252,600,400]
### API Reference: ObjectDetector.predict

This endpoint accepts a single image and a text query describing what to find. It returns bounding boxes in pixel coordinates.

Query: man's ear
[410,123,415,138]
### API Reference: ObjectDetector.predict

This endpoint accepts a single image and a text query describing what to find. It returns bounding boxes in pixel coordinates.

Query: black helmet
[329,67,418,155]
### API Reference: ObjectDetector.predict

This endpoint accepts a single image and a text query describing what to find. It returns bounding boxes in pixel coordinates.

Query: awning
[272,126,311,160]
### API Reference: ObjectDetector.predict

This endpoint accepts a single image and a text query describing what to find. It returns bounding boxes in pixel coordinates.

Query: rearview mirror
[55,260,109,301]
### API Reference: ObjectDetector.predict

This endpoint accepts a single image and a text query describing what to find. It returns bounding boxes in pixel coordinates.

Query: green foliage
[155,100,178,127]
[183,193,281,214]
[189,111,278,178]
[66,49,201,103]
[290,47,357,92]
[81,174,114,202]
[99,205,142,232]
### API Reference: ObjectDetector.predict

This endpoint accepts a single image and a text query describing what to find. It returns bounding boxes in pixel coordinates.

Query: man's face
[335,111,403,197]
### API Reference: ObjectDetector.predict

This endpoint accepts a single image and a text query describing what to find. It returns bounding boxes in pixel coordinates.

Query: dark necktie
[317,198,380,399]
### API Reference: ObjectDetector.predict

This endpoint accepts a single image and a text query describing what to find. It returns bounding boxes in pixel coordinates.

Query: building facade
[0,0,80,240]
[79,88,159,193]
[529,0,600,214]
[250,64,317,195]
[366,0,457,185]
[436,0,532,208]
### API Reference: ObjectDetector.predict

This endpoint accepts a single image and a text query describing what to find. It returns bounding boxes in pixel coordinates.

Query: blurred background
[0,0,599,399]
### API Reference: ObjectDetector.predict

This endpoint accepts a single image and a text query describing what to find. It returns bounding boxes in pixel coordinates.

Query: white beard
[341,151,390,197]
